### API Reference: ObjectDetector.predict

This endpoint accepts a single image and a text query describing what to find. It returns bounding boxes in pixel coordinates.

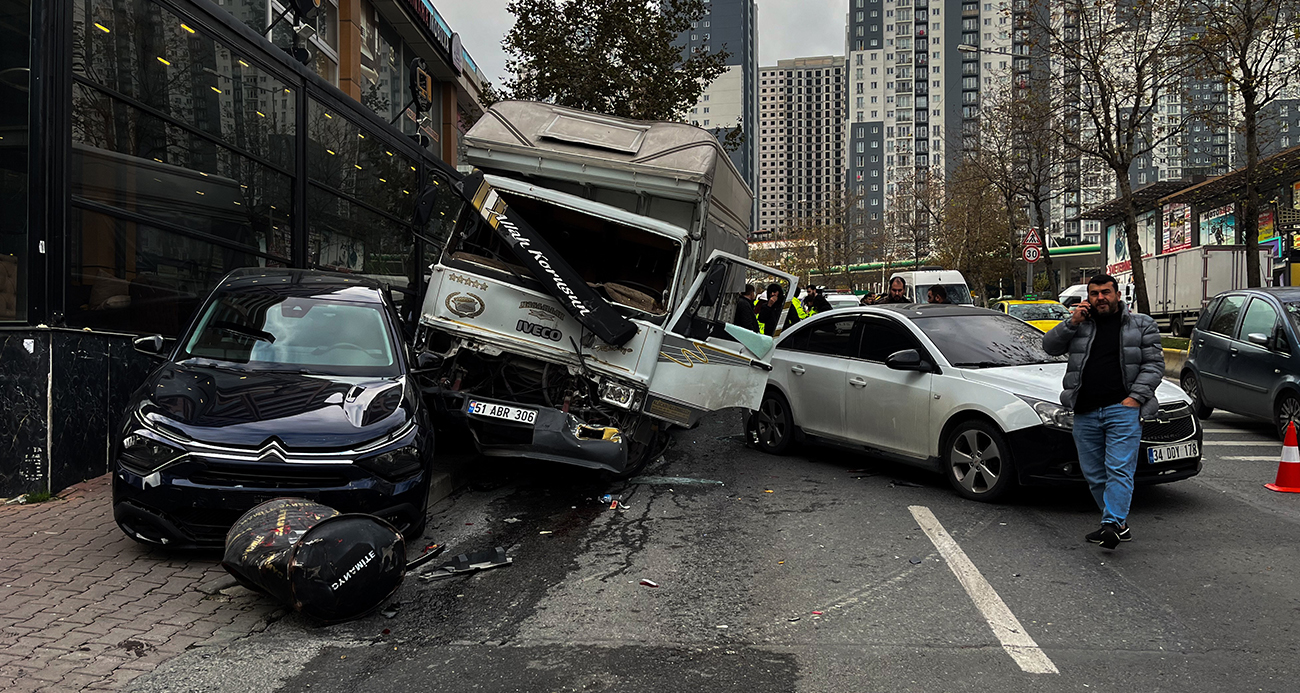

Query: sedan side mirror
[132,335,166,358]
[886,348,930,372]
[1247,332,1270,347]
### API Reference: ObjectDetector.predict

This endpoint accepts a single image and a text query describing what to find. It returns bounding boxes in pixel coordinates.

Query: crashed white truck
[413,101,795,476]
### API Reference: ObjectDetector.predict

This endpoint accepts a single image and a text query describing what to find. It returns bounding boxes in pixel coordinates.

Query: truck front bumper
[436,392,630,474]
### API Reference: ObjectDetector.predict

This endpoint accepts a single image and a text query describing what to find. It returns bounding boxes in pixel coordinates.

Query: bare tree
[933,162,1017,305]
[1183,0,1300,287]
[1033,0,1193,314]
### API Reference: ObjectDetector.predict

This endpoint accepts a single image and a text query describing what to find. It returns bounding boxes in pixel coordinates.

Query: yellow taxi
[990,299,1071,332]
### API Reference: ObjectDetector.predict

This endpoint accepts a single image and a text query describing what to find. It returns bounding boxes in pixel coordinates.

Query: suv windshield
[912,314,1067,368]
[181,294,400,376]
[1007,303,1069,322]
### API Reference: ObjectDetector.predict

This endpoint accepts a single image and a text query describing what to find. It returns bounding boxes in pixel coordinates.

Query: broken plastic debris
[787,616,801,622]
[627,476,725,486]
[811,611,824,615]
[890,480,923,488]
[716,625,729,629]
[503,518,520,524]
[539,531,553,535]
[909,558,922,564]
[764,489,774,493]
[777,561,785,565]
[639,579,659,588]
[417,547,512,582]
[601,494,612,504]
[380,603,399,619]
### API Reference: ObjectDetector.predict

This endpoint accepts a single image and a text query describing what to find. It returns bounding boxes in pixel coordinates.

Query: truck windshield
[447,191,681,317]
[912,314,1066,368]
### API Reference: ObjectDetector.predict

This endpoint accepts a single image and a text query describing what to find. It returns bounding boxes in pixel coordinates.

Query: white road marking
[908,505,1059,675]
[1201,440,1278,447]
[1222,455,1280,461]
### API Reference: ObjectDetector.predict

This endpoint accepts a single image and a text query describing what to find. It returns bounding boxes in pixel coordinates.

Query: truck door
[644,252,797,425]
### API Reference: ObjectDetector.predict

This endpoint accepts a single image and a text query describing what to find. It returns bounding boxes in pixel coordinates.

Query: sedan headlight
[1018,396,1074,431]
[120,433,183,474]
[356,444,423,481]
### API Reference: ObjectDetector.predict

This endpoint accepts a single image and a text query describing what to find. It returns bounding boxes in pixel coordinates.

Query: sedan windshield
[1007,303,1069,322]
[181,294,400,376]
[912,314,1067,368]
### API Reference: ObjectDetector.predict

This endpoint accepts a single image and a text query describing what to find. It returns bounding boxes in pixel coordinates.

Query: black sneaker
[1098,523,1121,549]
[1085,526,1108,544]
[1116,525,1132,542]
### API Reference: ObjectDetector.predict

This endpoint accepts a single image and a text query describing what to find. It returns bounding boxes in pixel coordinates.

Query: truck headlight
[356,445,423,481]
[120,433,183,474]
[599,380,636,409]
[1018,396,1074,431]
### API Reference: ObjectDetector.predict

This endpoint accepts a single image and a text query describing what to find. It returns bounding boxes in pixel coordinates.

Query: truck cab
[414,102,794,476]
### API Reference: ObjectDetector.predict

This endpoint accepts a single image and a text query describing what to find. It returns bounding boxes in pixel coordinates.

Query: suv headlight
[120,433,184,474]
[1018,396,1074,431]
[356,444,423,481]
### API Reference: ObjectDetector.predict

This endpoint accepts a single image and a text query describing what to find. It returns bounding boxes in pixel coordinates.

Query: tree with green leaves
[501,0,730,123]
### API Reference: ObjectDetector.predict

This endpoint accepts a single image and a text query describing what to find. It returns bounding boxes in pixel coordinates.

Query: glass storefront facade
[0,0,30,322]
[2,0,464,337]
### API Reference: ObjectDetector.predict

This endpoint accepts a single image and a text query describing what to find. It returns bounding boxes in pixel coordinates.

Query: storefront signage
[405,0,453,55]
[1162,203,1192,253]
[1199,204,1235,245]
[1106,211,1157,275]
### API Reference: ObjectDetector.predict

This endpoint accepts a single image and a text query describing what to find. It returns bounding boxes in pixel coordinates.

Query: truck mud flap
[455,170,638,347]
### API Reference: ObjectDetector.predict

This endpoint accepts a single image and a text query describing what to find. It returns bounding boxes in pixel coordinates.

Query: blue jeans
[1072,403,1142,526]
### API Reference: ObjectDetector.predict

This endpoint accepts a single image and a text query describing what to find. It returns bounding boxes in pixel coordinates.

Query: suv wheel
[944,420,1016,502]
[751,390,795,455]
[1275,391,1300,440]
[1181,371,1213,419]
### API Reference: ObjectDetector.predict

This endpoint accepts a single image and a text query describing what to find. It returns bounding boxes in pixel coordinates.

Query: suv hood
[958,362,1191,405]
[136,361,411,450]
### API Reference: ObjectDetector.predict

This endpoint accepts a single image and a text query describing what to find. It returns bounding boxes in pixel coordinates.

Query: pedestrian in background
[1042,273,1164,550]
[734,284,760,333]
[927,285,949,304]
[875,277,910,304]
[757,283,785,336]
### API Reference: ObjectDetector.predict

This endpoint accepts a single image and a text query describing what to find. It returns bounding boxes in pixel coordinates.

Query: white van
[888,269,974,305]
[1058,283,1087,307]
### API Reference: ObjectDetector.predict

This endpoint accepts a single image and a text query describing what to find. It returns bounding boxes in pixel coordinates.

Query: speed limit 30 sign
[1022,245,1042,263]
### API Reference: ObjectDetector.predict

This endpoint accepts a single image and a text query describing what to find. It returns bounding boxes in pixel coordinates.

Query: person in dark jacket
[734,284,761,332]
[807,286,834,313]
[757,283,785,336]
[927,284,949,304]
[1042,273,1164,550]
[875,277,910,304]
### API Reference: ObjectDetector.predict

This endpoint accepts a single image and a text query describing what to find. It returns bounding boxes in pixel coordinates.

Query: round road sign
[1022,245,1042,263]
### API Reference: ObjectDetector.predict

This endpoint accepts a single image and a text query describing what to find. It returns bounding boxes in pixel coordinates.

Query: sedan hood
[958,362,1191,405]
[136,361,411,450]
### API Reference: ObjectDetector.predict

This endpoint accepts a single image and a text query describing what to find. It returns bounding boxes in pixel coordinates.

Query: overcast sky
[437,0,849,87]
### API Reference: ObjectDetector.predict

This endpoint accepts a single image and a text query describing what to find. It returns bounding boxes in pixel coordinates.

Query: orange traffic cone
[1266,421,1300,493]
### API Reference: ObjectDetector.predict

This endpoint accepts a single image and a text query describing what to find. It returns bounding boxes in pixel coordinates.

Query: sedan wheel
[751,391,794,455]
[1275,391,1300,441]
[945,421,1016,502]
[1180,371,1213,419]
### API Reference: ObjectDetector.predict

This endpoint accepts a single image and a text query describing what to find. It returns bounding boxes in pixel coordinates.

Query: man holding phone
[1042,274,1164,549]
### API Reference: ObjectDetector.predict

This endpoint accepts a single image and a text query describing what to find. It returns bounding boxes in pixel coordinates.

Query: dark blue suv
[1181,287,1300,438]
[112,269,434,548]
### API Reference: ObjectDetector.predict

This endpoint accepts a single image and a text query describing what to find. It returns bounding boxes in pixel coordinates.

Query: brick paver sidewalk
[0,476,282,692]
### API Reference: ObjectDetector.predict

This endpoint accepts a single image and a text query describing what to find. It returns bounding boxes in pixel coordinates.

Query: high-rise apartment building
[679,0,759,200]
[757,57,847,234]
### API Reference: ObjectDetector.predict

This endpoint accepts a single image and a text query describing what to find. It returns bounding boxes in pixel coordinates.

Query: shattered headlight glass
[599,380,636,410]
[120,433,183,474]
[1018,396,1074,431]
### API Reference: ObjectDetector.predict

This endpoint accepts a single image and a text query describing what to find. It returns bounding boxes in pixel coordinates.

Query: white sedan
[747,304,1203,501]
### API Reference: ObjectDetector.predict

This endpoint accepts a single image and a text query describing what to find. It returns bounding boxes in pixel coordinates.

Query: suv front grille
[1142,403,1197,444]
[188,463,352,489]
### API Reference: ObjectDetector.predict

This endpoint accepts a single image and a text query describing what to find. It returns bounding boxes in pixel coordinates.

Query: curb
[1164,348,1188,379]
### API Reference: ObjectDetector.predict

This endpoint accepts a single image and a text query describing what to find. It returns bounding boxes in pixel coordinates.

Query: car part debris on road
[639,579,659,588]
[221,498,407,623]
[417,547,512,582]
[627,476,725,486]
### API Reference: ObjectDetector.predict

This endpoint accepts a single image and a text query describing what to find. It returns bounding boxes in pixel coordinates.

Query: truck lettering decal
[516,319,562,342]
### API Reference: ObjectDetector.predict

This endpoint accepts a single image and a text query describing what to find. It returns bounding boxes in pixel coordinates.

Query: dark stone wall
[0,328,155,497]
[0,330,51,495]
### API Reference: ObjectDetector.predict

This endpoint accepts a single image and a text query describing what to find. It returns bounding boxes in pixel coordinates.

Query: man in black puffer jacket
[1042,273,1164,550]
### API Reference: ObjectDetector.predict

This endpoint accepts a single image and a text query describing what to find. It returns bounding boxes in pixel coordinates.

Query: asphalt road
[133,408,1300,693]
